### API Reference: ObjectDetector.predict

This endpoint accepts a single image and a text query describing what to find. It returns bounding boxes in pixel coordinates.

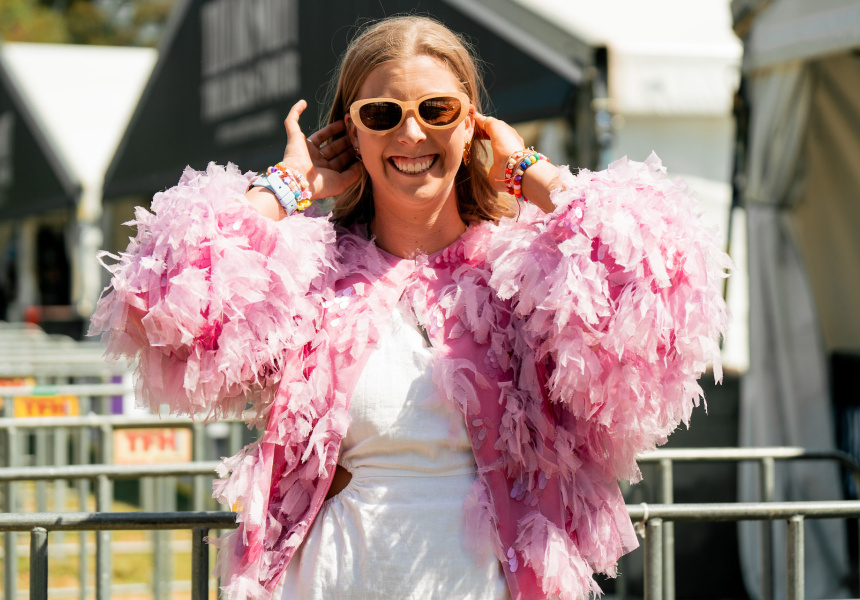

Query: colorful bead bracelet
[250,162,312,215]
[504,148,549,201]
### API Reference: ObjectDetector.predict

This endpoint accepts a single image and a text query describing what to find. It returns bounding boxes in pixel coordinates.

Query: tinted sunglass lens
[359,102,402,131]
[419,97,462,126]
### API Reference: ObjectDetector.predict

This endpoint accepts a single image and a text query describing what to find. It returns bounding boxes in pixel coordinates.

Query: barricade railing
[8,500,860,600]
[0,404,248,600]
[0,462,223,600]
[0,363,129,379]
[635,447,860,600]
[0,392,247,514]
[0,510,236,600]
[626,500,860,600]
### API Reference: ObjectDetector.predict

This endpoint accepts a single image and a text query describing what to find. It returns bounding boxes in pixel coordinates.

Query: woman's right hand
[247,100,363,219]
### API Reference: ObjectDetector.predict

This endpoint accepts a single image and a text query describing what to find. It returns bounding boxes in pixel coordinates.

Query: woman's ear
[464,105,476,143]
[344,114,359,148]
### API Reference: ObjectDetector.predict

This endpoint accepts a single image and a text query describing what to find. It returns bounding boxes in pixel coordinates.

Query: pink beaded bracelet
[504,148,549,201]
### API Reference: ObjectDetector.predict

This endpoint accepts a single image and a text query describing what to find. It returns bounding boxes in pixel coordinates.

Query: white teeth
[392,156,434,174]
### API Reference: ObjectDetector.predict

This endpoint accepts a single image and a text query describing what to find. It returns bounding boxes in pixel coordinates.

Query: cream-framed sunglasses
[348,91,471,133]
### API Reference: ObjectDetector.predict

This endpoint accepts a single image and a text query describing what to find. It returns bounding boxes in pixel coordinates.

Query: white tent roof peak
[509,0,742,48]
[741,0,860,71]
[509,0,743,115]
[1,42,157,189]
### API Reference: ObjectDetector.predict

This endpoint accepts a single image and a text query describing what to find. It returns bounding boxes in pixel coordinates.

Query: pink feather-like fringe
[89,162,338,421]
[89,155,730,600]
[488,153,730,484]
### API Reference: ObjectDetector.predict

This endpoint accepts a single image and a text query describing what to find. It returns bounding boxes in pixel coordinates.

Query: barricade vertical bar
[96,474,112,600]
[193,423,207,511]
[3,425,18,600]
[659,458,675,600]
[760,457,775,600]
[53,426,68,550]
[644,517,663,600]
[786,515,804,600]
[30,527,48,600]
[36,427,48,511]
[76,426,88,600]
[154,478,168,600]
[191,527,209,600]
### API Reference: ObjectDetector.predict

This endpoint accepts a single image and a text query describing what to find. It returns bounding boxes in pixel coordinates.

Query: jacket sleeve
[487,154,731,482]
[89,163,338,421]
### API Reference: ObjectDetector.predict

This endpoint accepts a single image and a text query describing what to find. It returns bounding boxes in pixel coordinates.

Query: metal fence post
[3,425,17,600]
[760,457,775,600]
[95,473,112,600]
[191,527,209,600]
[644,517,663,600]
[36,426,48,512]
[76,425,89,600]
[659,458,675,600]
[53,424,68,551]
[786,515,804,600]
[30,527,48,600]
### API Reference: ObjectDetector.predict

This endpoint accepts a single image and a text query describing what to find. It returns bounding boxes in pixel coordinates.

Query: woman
[90,16,729,600]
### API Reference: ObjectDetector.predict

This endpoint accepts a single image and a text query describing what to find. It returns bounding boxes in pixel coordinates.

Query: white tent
[733,0,860,597]
[0,42,156,318]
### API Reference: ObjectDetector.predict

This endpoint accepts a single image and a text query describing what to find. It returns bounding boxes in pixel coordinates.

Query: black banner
[104,0,579,201]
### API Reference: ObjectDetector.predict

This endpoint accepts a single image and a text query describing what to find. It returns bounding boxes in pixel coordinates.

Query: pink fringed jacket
[90,155,729,600]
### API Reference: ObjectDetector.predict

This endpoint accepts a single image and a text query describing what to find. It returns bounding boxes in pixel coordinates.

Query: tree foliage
[0,0,172,46]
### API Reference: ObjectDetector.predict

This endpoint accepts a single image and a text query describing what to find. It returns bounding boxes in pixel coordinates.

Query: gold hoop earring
[462,140,472,166]
[354,147,363,162]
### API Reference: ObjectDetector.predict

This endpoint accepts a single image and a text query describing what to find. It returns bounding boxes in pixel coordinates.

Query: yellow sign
[14,390,79,417]
[113,428,193,464]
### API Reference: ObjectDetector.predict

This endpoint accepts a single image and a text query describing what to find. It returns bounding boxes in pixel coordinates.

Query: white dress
[281,297,510,600]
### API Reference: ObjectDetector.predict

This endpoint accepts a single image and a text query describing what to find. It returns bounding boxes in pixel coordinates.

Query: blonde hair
[326,16,514,226]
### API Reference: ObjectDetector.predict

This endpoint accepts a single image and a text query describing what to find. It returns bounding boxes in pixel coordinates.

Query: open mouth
[389,155,437,175]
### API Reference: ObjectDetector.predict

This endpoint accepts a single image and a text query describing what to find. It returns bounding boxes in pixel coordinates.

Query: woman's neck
[370,198,467,258]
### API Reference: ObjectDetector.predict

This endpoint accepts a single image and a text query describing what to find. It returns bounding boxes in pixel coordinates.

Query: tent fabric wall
[739,62,849,598]
[794,53,860,353]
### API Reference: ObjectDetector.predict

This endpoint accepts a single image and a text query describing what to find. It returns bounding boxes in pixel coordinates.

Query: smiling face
[346,55,475,224]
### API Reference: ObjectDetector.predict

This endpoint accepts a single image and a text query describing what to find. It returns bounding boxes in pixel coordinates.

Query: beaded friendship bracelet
[504,148,549,201]
[250,162,312,215]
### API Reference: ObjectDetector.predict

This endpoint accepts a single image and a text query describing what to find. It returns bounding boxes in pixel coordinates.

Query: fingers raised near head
[473,113,493,138]
[327,145,358,172]
[284,99,308,138]
[283,100,315,167]
[307,119,346,148]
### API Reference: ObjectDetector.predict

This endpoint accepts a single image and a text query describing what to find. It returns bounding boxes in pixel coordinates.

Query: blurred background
[0,0,857,598]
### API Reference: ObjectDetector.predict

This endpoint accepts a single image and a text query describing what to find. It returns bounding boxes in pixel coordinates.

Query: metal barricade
[627,500,860,600]
[0,405,248,600]
[636,447,860,600]
[0,462,222,600]
[9,500,860,600]
[0,510,236,600]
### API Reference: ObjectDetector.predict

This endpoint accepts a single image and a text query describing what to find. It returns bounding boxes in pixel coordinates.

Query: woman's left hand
[474,112,559,213]
[474,112,525,195]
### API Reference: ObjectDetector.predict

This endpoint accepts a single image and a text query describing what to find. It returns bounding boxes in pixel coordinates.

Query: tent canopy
[1,44,156,191]
[0,43,155,221]
[732,1,860,597]
[738,0,860,71]
[104,0,593,201]
[510,0,741,115]
[0,50,77,221]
